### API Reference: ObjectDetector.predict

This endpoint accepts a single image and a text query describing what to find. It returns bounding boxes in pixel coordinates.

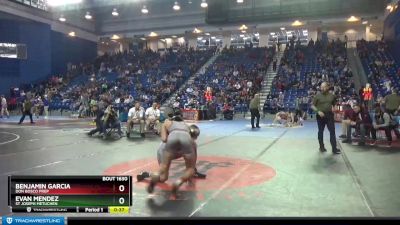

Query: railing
[220,0,386,23]
[8,0,48,11]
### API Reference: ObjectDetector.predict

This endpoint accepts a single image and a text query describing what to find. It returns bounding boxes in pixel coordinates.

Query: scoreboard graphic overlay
[8,176,132,213]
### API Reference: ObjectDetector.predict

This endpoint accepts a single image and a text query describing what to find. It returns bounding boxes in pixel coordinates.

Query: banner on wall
[0,43,27,59]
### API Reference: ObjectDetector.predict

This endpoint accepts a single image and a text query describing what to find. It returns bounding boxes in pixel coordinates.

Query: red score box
[10,176,131,195]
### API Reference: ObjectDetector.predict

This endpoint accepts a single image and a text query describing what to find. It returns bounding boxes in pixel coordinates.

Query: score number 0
[118,184,125,205]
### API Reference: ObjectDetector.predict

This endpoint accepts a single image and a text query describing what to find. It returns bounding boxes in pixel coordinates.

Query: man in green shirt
[18,97,34,124]
[250,93,261,129]
[311,82,340,154]
[383,88,400,115]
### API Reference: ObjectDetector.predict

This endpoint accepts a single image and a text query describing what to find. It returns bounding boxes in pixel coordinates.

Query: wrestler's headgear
[171,109,183,121]
[189,124,200,138]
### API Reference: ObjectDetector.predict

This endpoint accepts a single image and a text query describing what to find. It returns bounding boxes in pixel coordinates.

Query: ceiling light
[48,0,82,7]
[241,30,246,33]
[205,33,210,35]
[388,5,395,12]
[85,12,92,20]
[270,32,275,35]
[111,35,120,40]
[201,0,208,8]
[292,20,303,26]
[197,37,203,40]
[149,32,158,37]
[347,16,359,22]
[172,35,178,38]
[211,36,216,39]
[188,0,192,4]
[237,0,244,3]
[362,20,368,25]
[68,31,76,37]
[59,15,66,22]
[141,5,149,14]
[239,24,248,30]
[216,39,220,42]
[280,27,285,30]
[193,28,202,34]
[112,8,119,17]
[173,1,181,11]
[140,38,146,41]
[240,34,245,37]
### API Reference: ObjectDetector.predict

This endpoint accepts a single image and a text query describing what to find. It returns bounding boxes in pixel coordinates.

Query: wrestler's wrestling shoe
[171,179,183,198]
[147,179,156,194]
[194,170,206,179]
[137,172,150,182]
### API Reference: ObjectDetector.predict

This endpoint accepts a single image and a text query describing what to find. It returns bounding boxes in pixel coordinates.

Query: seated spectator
[356,104,374,146]
[222,102,234,120]
[341,105,362,144]
[127,102,145,138]
[372,106,400,147]
[145,102,161,134]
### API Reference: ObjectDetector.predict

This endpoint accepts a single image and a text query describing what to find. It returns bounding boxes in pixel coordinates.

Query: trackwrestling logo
[2,217,64,225]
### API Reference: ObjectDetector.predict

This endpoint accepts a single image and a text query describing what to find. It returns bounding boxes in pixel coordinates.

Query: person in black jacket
[18,97,34,124]
[87,104,104,136]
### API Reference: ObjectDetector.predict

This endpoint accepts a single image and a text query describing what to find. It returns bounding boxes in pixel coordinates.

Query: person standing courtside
[250,93,261,129]
[1,95,10,118]
[18,97,34,124]
[311,82,340,154]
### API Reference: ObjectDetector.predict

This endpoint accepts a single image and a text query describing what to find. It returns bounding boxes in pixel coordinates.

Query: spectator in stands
[1,95,9,119]
[145,102,161,134]
[127,102,145,138]
[312,82,340,154]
